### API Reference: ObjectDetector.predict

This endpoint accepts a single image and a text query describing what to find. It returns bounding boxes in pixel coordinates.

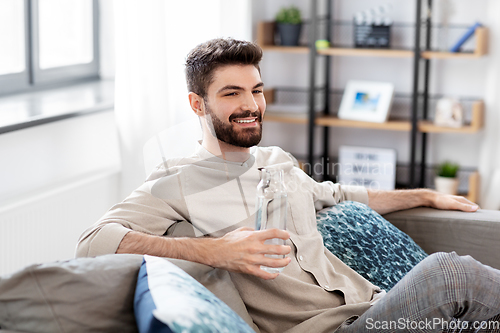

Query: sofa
[384,207,500,270]
[1,206,499,333]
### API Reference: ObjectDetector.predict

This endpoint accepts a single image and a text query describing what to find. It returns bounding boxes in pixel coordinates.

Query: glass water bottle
[255,167,288,273]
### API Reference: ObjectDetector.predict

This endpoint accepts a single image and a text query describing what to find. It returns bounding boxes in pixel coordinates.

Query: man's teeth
[235,119,255,123]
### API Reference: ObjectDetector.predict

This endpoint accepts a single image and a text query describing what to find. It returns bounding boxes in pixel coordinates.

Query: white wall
[257,0,497,193]
[0,111,120,205]
[0,110,122,271]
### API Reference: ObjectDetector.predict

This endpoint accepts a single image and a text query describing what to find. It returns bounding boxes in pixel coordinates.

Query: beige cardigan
[76,145,383,333]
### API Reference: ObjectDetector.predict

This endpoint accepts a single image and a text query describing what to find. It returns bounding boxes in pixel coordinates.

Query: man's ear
[188,92,205,116]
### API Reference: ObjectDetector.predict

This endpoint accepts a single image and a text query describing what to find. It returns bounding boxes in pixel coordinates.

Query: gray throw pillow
[0,254,144,333]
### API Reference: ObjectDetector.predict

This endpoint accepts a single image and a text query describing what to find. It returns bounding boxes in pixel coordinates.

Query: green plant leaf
[436,161,459,178]
[275,6,302,24]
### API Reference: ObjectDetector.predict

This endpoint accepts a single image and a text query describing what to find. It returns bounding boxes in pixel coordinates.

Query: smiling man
[190,64,265,155]
[77,38,500,333]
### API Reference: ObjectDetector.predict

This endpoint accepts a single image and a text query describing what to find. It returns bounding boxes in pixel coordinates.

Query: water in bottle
[255,167,287,273]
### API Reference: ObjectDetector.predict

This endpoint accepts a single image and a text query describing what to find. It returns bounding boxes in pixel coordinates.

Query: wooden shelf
[261,45,310,54]
[258,22,487,59]
[264,112,308,124]
[422,27,488,59]
[265,112,411,131]
[257,22,309,54]
[264,85,483,134]
[264,93,483,133]
[315,116,411,131]
[257,21,275,47]
[418,101,484,133]
[465,171,480,203]
[317,48,413,58]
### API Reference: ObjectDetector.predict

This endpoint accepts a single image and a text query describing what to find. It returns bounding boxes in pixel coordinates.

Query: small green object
[436,161,459,178]
[316,39,330,49]
[275,6,302,25]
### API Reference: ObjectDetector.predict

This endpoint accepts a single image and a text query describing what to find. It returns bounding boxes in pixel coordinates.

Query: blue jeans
[335,252,500,333]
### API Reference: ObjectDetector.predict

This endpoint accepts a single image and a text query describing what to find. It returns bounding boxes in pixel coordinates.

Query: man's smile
[233,117,259,126]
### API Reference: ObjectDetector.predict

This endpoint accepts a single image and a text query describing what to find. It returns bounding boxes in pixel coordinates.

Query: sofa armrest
[383,208,500,269]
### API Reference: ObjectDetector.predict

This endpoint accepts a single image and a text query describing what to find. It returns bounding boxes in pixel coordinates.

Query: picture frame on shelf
[338,80,394,123]
[339,145,397,191]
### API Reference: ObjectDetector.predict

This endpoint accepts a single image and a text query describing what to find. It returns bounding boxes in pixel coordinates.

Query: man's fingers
[453,195,474,205]
[246,259,291,280]
[260,256,291,268]
[462,202,479,211]
[452,196,479,211]
[262,244,291,255]
[256,228,290,240]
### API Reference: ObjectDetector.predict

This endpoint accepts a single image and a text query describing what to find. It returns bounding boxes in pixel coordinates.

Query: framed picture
[339,145,397,190]
[338,80,395,123]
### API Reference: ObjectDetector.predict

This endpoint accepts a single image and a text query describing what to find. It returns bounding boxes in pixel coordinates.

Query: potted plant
[434,161,460,195]
[275,6,302,46]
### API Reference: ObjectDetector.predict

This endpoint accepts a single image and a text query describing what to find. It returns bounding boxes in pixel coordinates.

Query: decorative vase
[277,23,302,46]
[434,176,459,195]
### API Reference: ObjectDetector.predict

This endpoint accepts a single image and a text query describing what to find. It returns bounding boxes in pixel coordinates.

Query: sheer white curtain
[478,0,500,209]
[114,0,252,198]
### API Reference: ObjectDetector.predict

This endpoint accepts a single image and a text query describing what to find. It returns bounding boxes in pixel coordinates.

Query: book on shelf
[450,22,482,53]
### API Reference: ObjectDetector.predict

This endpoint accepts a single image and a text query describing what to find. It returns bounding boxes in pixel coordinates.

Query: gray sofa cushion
[0,254,143,333]
[0,254,258,333]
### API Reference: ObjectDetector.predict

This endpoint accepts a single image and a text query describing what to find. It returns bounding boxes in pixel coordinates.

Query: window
[0,0,99,96]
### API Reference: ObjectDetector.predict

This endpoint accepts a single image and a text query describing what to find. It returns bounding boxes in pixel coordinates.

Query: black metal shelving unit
[307,0,440,188]
[260,0,485,198]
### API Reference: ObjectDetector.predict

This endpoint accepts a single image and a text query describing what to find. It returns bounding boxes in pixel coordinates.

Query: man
[77,38,500,333]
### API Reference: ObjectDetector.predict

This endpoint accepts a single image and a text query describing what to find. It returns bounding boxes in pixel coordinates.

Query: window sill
[0,79,115,135]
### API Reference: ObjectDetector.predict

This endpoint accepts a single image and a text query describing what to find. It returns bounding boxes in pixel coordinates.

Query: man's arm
[116,227,292,280]
[367,188,479,215]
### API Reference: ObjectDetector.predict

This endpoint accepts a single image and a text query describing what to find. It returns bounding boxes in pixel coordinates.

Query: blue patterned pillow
[134,255,254,333]
[316,201,428,291]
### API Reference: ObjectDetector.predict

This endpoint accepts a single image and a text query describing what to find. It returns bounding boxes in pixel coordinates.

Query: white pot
[434,176,459,195]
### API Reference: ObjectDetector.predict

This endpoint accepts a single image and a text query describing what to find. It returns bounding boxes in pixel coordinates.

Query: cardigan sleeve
[75,176,187,258]
[288,165,368,211]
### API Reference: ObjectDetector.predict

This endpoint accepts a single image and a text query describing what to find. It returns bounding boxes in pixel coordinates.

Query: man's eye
[225,92,237,96]
[253,90,263,94]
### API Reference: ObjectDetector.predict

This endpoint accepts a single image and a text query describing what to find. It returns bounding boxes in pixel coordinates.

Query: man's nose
[242,92,259,111]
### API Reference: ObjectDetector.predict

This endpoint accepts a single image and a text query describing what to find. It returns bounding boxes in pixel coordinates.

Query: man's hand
[209,227,291,280]
[429,191,479,212]
[117,227,291,280]
[368,188,480,215]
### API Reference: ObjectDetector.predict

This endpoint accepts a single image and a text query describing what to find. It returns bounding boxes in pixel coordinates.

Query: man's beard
[204,102,263,148]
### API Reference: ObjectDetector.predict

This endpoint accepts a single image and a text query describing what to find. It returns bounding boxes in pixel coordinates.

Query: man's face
[202,64,266,148]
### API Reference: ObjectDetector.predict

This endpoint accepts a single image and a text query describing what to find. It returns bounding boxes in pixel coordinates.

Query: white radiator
[0,169,121,276]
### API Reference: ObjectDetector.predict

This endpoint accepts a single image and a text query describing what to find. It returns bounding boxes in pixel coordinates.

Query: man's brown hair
[185,38,263,98]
